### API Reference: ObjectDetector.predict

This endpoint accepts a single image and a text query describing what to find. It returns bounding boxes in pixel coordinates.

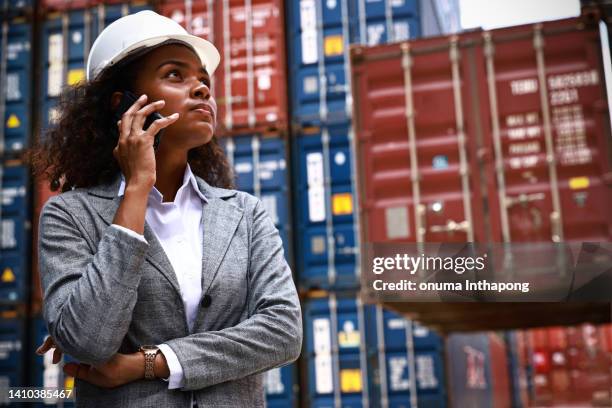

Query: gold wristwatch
[139,345,160,379]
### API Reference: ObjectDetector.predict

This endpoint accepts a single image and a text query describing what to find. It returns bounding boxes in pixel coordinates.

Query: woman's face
[130,44,217,151]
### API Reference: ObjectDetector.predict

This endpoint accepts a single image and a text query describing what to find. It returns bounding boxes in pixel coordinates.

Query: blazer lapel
[87,177,181,296]
[200,197,244,294]
[87,175,243,300]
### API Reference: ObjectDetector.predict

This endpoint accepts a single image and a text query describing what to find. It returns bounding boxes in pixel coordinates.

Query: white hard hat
[86,10,220,81]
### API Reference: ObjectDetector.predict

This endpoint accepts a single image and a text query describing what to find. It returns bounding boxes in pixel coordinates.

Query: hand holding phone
[114,90,165,150]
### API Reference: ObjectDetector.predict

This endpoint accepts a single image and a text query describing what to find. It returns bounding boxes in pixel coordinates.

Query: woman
[31,10,302,408]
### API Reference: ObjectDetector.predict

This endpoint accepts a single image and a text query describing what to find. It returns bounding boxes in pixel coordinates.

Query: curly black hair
[28,46,235,192]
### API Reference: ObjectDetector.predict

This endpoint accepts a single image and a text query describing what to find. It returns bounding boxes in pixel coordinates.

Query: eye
[165,69,181,80]
[200,77,211,87]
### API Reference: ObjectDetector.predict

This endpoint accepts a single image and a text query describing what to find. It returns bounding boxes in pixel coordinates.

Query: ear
[110,91,123,110]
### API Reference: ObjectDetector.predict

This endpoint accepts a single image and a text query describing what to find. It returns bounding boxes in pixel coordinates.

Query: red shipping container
[215,0,288,135]
[159,0,289,136]
[350,16,612,245]
[158,0,215,45]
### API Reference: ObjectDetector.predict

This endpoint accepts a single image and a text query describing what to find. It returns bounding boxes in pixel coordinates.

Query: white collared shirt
[114,164,206,389]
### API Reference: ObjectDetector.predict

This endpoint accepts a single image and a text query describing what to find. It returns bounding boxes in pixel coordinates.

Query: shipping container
[0,309,25,391]
[215,0,288,135]
[0,162,30,304]
[293,123,360,289]
[0,16,32,154]
[158,0,215,40]
[40,2,152,133]
[445,333,511,408]
[40,0,147,12]
[0,0,34,18]
[29,317,76,407]
[303,293,446,407]
[286,0,461,126]
[525,325,612,406]
[220,134,292,262]
[364,305,446,408]
[160,0,289,136]
[351,16,612,246]
[264,364,299,408]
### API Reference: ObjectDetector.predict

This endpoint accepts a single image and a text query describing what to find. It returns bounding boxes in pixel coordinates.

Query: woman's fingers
[35,336,55,355]
[53,347,63,364]
[145,113,180,138]
[120,93,147,140]
[131,100,165,133]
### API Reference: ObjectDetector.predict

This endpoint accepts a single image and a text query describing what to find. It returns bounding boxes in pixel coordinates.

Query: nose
[191,80,211,100]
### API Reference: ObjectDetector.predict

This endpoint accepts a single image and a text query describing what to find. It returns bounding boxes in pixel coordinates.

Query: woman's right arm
[39,196,150,366]
[40,94,179,366]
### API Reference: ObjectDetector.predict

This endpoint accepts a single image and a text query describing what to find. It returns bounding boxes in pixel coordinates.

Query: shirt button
[200,294,212,308]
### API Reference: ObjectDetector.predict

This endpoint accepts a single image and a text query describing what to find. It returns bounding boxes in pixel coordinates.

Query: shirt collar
[117,164,208,204]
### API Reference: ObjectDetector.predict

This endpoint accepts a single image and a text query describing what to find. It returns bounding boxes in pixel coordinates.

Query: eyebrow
[156,60,208,76]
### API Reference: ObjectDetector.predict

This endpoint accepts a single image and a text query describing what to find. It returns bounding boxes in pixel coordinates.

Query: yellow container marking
[332,193,353,215]
[67,69,85,86]
[324,35,344,56]
[569,177,589,190]
[6,114,20,129]
[1,268,15,283]
[340,368,362,393]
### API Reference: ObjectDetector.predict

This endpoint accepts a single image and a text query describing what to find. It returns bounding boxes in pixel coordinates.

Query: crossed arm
[38,195,302,389]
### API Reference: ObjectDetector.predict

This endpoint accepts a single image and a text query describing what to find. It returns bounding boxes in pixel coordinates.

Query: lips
[190,103,215,123]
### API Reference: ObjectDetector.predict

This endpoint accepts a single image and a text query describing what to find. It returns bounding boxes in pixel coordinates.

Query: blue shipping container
[0,1,33,18]
[40,2,151,131]
[365,305,443,353]
[304,294,446,407]
[0,18,32,153]
[304,294,370,407]
[0,163,29,303]
[221,134,292,262]
[0,311,25,390]
[286,0,460,126]
[264,364,299,408]
[294,123,359,290]
[29,317,76,407]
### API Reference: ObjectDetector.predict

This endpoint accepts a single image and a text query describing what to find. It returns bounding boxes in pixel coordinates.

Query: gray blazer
[38,175,302,407]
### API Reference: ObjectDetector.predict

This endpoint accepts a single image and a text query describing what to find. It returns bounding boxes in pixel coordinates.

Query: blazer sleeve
[164,198,303,391]
[39,195,150,365]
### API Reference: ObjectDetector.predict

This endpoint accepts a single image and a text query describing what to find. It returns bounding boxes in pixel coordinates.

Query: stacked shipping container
[1,1,610,407]
[350,16,612,246]
[289,2,460,407]
[0,0,33,394]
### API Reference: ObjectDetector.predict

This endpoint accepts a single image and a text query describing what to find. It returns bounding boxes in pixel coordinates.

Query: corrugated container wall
[350,17,612,247]
[159,0,289,136]
[289,0,461,291]
[303,293,446,407]
[0,15,32,154]
[0,163,30,304]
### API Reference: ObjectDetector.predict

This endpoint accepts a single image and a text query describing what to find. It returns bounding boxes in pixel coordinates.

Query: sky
[460,0,581,30]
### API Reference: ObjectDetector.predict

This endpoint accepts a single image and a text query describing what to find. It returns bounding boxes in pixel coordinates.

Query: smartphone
[114,90,164,150]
